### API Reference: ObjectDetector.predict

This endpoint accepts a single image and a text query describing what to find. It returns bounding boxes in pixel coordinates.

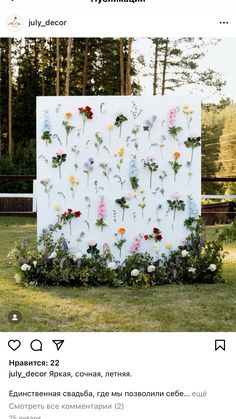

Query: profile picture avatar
[6,15,23,32]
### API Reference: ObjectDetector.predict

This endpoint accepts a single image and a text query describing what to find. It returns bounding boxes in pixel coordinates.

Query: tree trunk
[161,38,169,96]
[65,38,73,96]
[56,38,60,96]
[153,39,159,95]
[119,38,125,96]
[126,37,133,95]
[41,38,45,96]
[8,37,13,161]
[82,38,89,95]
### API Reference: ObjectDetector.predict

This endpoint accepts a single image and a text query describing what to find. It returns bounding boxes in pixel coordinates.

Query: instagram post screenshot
[0,0,235,418]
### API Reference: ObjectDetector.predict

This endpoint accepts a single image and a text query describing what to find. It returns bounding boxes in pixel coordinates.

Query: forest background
[0,37,236,195]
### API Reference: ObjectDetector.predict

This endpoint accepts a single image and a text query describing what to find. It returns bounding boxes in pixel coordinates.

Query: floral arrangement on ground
[8,217,225,287]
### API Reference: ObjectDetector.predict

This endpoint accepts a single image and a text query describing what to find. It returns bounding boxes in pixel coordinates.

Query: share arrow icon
[52,340,64,351]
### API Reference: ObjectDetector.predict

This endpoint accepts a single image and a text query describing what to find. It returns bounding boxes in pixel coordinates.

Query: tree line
[0,36,234,194]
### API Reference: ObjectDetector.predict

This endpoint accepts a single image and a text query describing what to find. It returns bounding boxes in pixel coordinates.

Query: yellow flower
[69,175,76,184]
[118,227,126,235]
[188,109,194,114]
[119,147,125,157]
[165,242,173,250]
[139,189,145,194]
[54,203,61,211]
[76,180,80,185]
[182,105,189,110]
[65,112,72,119]
[107,123,114,131]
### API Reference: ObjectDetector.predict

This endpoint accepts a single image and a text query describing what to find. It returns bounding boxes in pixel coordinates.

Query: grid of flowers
[37,96,201,261]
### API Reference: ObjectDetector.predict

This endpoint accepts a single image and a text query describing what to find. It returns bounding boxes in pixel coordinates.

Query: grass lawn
[0,217,235,332]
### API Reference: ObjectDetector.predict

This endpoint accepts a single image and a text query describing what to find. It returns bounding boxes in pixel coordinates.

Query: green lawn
[0,218,235,332]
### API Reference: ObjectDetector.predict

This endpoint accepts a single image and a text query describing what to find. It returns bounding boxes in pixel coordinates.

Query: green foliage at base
[8,218,226,288]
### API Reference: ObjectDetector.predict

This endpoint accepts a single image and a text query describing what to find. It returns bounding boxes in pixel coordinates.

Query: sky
[134,37,236,103]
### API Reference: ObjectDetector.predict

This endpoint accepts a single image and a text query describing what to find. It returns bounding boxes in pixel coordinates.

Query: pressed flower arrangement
[52,149,67,179]
[62,113,75,146]
[36,97,201,266]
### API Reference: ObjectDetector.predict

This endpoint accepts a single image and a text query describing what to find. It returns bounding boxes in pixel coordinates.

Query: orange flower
[118,147,125,157]
[65,112,72,119]
[118,227,126,235]
[173,151,181,160]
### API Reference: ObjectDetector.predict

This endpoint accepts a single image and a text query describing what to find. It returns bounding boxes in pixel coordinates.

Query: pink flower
[168,108,176,128]
[181,237,187,245]
[146,155,156,162]
[172,192,180,200]
[97,199,106,219]
[56,148,65,156]
[88,240,97,247]
[125,192,134,201]
[130,236,141,254]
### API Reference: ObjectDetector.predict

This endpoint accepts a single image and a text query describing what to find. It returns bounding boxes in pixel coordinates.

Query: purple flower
[77,260,81,269]
[44,248,49,262]
[61,236,68,251]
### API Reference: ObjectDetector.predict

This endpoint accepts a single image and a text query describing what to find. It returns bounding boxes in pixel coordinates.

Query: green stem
[122,208,125,221]
[59,165,61,179]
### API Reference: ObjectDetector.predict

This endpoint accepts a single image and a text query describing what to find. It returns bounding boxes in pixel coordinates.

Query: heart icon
[8,340,21,351]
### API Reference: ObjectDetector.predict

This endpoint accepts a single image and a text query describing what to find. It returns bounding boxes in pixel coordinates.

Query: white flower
[131,269,140,277]
[88,240,97,247]
[73,252,83,261]
[188,267,196,273]
[108,262,117,271]
[147,265,156,273]
[125,192,134,201]
[49,251,57,259]
[14,273,22,283]
[181,250,189,258]
[21,263,31,272]
[208,264,217,272]
[33,261,37,267]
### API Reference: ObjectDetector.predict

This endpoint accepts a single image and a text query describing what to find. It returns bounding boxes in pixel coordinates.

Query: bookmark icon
[52,340,64,351]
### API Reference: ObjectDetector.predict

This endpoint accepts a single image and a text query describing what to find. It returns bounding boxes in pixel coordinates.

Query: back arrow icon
[52,340,64,351]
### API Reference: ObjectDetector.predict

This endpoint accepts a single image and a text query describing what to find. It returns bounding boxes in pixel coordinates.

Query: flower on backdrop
[83,157,94,187]
[130,235,142,254]
[131,269,140,277]
[96,196,107,231]
[143,156,158,189]
[143,115,157,140]
[188,194,199,218]
[71,145,80,171]
[94,131,103,154]
[184,136,201,164]
[182,105,194,129]
[84,196,91,219]
[114,148,125,172]
[100,161,112,185]
[134,189,146,220]
[78,106,93,133]
[159,135,166,159]
[181,250,189,258]
[52,149,67,179]
[115,112,128,138]
[114,174,125,190]
[41,111,52,147]
[188,267,196,274]
[167,193,185,225]
[169,151,182,182]
[107,123,114,146]
[208,264,217,272]
[114,227,127,258]
[62,113,75,146]
[102,243,112,261]
[73,252,83,262]
[144,227,163,243]
[168,108,183,144]
[40,178,53,207]
[129,159,139,191]
[60,208,82,235]
[159,170,167,196]
[165,242,173,251]
[54,203,61,222]
[131,124,140,150]
[49,251,57,259]
[69,175,80,199]
[115,196,129,222]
